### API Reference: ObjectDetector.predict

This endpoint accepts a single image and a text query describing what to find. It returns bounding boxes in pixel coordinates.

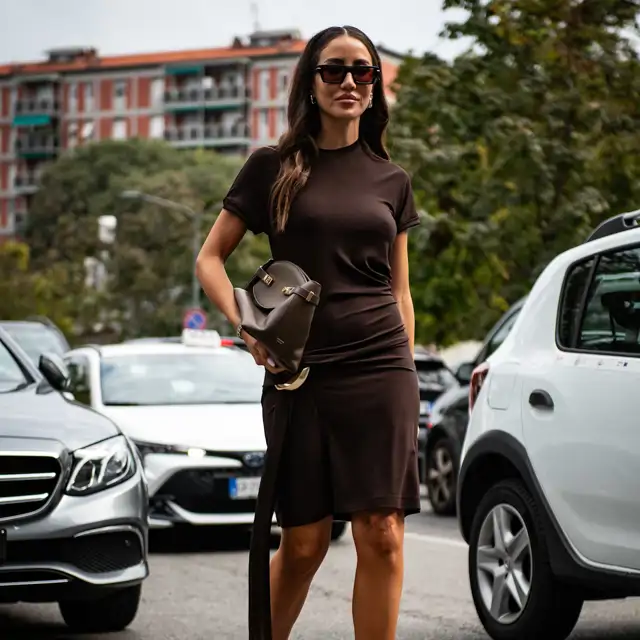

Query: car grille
[157,468,260,514]
[0,454,62,522]
[7,530,144,573]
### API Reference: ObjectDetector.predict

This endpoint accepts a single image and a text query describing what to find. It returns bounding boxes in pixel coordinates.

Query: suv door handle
[529,389,554,410]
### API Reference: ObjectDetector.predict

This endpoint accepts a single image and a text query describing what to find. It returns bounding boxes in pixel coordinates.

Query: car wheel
[59,584,142,632]
[469,480,583,640]
[331,521,347,541]
[426,438,457,516]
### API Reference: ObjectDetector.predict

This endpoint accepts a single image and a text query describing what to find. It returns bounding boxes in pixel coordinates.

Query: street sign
[183,307,207,330]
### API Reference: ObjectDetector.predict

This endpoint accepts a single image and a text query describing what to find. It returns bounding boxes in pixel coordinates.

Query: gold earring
[368,94,373,109]
[310,94,316,104]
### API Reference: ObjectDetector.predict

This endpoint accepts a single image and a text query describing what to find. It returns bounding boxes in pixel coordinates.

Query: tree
[389,0,640,345]
[25,139,268,339]
[0,240,79,336]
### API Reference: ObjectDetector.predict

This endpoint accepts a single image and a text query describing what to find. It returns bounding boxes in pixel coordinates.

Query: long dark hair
[270,26,390,232]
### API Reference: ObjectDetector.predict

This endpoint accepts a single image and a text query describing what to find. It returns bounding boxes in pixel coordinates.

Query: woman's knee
[279,517,332,576]
[352,510,404,560]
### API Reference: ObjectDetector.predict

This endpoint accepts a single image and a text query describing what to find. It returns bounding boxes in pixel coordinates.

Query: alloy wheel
[427,444,454,508]
[476,503,532,624]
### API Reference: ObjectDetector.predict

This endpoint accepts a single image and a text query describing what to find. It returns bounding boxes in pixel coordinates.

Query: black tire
[426,437,457,516]
[468,479,583,640]
[331,521,347,541]
[59,584,142,632]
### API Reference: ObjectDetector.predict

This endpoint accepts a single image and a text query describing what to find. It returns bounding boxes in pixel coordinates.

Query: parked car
[65,329,347,541]
[0,326,148,633]
[414,350,461,483]
[0,317,70,365]
[424,297,526,515]
[457,209,640,640]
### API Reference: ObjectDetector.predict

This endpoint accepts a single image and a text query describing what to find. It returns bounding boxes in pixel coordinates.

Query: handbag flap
[251,261,310,311]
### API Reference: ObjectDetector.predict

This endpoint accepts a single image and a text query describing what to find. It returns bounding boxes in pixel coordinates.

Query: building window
[259,70,270,101]
[112,118,127,140]
[68,83,78,112]
[84,82,94,112]
[150,115,164,139]
[67,122,78,148]
[81,121,95,142]
[258,109,269,139]
[277,70,289,99]
[151,78,164,106]
[113,80,127,111]
[277,107,287,136]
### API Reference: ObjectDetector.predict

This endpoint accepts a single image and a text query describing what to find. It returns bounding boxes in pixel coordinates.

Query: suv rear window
[559,246,640,354]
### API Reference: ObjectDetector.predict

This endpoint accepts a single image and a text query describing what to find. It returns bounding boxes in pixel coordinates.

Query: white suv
[457,210,640,640]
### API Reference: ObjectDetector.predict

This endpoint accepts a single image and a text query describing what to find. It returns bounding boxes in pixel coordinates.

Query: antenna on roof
[250,1,261,32]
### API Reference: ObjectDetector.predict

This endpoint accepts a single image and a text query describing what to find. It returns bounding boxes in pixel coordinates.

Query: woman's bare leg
[351,510,405,640]
[270,516,333,640]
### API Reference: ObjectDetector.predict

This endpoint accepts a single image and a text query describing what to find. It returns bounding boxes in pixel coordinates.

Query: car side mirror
[38,352,70,392]
[455,361,474,385]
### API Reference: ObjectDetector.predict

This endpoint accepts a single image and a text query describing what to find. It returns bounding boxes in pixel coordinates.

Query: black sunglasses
[315,64,380,85]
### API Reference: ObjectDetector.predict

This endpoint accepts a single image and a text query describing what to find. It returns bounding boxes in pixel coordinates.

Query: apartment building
[0,29,402,238]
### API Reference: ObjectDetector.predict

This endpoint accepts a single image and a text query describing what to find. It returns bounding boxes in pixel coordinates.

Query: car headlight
[66,435,136,496]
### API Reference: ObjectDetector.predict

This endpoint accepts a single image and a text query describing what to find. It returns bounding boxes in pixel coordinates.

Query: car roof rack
[584,209,640,243]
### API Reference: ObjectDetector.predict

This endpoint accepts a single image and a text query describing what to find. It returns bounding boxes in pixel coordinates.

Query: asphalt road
[2,499,640,639]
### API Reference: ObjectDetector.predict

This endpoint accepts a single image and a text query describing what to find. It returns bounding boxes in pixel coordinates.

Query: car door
[521,244,640,571]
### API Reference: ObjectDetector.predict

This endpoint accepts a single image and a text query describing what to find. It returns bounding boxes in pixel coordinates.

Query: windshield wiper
[103,401,142,406]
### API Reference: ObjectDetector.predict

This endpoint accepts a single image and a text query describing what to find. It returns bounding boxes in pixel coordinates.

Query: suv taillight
[469,362,490,415]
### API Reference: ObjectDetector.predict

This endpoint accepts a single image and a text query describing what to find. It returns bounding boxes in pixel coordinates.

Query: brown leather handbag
[234,259,321,374]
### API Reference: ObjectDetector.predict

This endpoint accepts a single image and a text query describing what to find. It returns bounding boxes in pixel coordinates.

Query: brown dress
[223,140,421,639]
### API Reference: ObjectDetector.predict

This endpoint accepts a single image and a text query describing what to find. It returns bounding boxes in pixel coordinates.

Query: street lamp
[120,190,202,309]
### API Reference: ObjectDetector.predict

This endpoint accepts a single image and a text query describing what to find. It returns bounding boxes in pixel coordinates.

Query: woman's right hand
[241,331,285,374]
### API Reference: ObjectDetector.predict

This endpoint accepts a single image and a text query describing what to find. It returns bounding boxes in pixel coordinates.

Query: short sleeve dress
[224,139,421,524]
[224,140,422,636]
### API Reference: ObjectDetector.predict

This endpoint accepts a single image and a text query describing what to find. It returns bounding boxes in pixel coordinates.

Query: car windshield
[0,339,28,393]
[415,360,458,389]
[99,350,264,406]
[1,324,68,364]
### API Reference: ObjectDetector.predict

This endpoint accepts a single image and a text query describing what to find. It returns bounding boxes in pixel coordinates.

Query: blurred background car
[65,329,347,541]
[0,326,148,633]
[0,317,70,365]
[422,297,527,515]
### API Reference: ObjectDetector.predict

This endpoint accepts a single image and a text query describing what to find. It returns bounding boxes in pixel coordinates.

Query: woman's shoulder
[360,143,411,181]
[245,145,282,169]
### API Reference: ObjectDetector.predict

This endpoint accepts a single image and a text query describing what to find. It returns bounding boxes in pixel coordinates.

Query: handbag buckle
[262,273,274,286]
[282,286,294,295]
[305,291,316,303]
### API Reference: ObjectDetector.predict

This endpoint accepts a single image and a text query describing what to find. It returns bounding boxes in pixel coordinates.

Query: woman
[196,25,421,640]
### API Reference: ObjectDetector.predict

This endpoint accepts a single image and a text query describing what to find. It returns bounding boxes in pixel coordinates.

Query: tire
[59,584,142,632]
[331,521,347,541]
[426,437,457,516]
[468,479,583,640]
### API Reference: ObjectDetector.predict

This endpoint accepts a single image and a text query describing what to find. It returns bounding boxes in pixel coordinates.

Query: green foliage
[390,0,640,345]
[24,139,265,339]
[0,241,78,335]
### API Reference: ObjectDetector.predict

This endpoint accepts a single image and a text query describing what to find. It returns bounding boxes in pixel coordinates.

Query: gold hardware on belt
[275,367,310,391]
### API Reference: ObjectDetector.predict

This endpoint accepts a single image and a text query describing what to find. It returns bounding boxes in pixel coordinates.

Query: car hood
[98,403,266,451]
[0,385,120,451]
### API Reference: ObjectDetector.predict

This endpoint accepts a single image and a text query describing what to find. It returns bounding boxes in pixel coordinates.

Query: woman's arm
[390,231,416,354]
[196,210,281,372]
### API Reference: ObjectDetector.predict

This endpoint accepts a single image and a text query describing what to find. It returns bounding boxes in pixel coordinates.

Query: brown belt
[248,367,310,640]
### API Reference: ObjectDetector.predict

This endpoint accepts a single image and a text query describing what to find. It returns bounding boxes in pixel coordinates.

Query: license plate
[229,477,261,500]
[0,529,6,566]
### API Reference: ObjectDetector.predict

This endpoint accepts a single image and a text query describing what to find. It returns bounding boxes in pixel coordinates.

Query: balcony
[164,122,250,148]
[13,99,60,127]
[164,84,249,111]
[14,171,41,193]
[15,133,59,157]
